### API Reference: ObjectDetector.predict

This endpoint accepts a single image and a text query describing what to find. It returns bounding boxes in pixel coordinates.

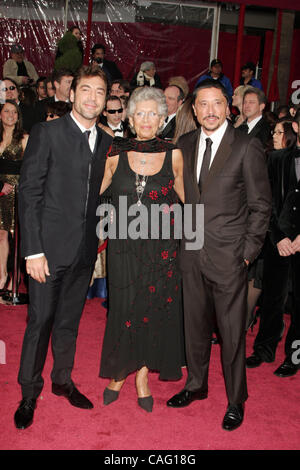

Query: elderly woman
[99,86,184,412]
[130,61,163,90]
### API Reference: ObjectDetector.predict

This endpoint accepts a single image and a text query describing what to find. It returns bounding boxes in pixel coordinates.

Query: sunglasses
[1,86,17,92]
[106,108,123,114]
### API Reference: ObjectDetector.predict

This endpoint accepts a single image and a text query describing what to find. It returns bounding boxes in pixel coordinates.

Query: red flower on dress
[161,250,169,260]
[171,218,174,225]
[168,179,174,189]
[173,250,177,258]
[149,190,158,200]
[167,297,173,303]
[167,270,173,278]
[125,321,131,328]
[161,186,168,196]
[143,317,149,323]
[149,286,156,293]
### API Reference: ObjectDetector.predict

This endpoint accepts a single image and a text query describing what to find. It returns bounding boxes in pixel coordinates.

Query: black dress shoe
[274,358,299,378]
[246,352,263,368]
[167,389,207,408]
[222,403,244,431]
[52,383,93,409]
[14,398,37,430]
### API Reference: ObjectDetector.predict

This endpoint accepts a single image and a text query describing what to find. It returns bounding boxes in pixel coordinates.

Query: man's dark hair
[105,94,122,108]
[110,79,131,94]
[294,109,300,126]
[243,87,267,105]
[52,68,74,86]
[91,43,105,56]
[193,79,229,104]
[71,65,108,92]
[167,84,185,103]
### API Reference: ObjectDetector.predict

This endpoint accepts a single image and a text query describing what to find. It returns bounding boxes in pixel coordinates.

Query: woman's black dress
[100,145,184,381]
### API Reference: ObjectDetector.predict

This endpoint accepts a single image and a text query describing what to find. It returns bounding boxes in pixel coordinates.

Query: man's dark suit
[102,59,122,82]
[17,113,113,398]
[177,123,271,404]
[252,147,300,361]
[239,116,271,148]
[160,116,176,140]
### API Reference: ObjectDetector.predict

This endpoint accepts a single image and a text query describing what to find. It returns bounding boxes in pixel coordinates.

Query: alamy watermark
[291,80,300,105]
[96,197,204,250]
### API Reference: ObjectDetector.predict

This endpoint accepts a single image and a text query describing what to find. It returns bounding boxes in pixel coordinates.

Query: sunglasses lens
[107,108,123,114]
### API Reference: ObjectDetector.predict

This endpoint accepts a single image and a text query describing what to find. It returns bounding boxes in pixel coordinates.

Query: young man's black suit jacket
[17,112,113,398]
[19,112,112,270]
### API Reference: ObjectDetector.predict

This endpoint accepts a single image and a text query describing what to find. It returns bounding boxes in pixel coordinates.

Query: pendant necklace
[135,173,148,207]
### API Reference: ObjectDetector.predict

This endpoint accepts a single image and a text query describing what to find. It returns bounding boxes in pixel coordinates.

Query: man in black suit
[167,81,271,431]
[246,112,300,377]
[239,88,271,148]
[91,43,122,83]
[161,85,184,140]
[35,69,74,122]
[14,65,113,430]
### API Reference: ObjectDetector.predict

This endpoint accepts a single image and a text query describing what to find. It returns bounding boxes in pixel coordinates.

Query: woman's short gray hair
[140,61,155,72]
[127,86,168,119]
[126,87,168,135]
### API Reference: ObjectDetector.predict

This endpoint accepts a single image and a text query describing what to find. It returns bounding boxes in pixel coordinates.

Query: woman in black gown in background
[99,86,185,412]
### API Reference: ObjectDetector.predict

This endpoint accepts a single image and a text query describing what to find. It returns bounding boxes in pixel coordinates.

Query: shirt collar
[200,118,228,144]
[70,111,97,134]
[247,115,262,132]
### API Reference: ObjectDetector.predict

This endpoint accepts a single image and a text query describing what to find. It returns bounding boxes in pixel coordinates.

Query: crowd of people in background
[1,24,300,430]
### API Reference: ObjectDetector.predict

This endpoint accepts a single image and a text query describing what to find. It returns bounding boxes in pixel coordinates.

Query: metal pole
[210,4,221,65]
[233,4,246,89]
[64,0,69,33]
[84,0,94,65]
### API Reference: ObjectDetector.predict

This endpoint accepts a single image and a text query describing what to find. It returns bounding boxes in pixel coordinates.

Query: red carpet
[0,297,299,450]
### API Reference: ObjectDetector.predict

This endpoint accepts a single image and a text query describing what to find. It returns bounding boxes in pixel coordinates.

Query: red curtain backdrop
[0,18,261,93]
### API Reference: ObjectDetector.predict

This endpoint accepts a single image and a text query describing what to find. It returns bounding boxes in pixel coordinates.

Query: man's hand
[22,76,30,85]
[1,183,14,195]
[26,256,50,283]
[291,234,300,253]
[277,238,294,257]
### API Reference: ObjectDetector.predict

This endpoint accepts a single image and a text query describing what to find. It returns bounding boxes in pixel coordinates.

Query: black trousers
[18,256,93,399]
[182,250,248,406]
[254,235,300,361]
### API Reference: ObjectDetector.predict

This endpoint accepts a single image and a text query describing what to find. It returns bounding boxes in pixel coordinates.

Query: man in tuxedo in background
[167,81,271,431]
[102,95,125,137]
[239,88,271,148]
[14,65,113,430]
[161,85,184,140]
[246,111,300,377]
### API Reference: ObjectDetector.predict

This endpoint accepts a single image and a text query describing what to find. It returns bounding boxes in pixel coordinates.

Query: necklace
[135,173,148,207]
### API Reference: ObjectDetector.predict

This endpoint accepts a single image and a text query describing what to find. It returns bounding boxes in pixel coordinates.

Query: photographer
[3,44,39,87]
[91,43,122,83]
